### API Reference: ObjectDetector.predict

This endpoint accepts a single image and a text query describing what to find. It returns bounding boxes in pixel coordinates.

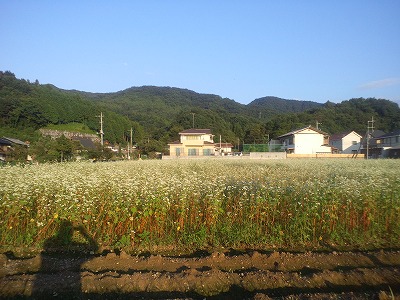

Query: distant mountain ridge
[1,71,399,155]
[76,86,319,122]
[248,96,322,113]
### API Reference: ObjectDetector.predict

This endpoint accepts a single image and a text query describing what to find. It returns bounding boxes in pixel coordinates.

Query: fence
[243,143,284,153]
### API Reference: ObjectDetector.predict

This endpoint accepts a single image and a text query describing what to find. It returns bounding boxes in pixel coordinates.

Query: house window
[203,149,212,156]
[186,135,200,140]
[175,148,181,156]
[188,149,198,156]
[352,141,358,145]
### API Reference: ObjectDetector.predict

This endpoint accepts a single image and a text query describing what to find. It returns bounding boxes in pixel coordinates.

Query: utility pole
[366,116,374,159]
[127,130,131,160]
[97,112,104,146]
[130,127,133,160]
[220,135,222,155]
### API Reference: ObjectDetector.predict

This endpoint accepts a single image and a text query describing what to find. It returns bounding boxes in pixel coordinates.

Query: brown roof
[217,143,234,147]
[179,129,212,135]
[278,126,329,138]
[330,131,362,141]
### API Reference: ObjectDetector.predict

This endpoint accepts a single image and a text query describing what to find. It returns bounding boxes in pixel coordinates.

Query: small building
[0,137,29,162]
[71,136,97,149]
[278,126,331,154]
[360,130,386,158]
[330,131,362,154]
[168,129,215,157]
[216,142,234,155]
[374,130,400,158]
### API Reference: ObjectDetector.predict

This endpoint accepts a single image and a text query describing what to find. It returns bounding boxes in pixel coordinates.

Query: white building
[330,131,362,154]
[278,126,331,154]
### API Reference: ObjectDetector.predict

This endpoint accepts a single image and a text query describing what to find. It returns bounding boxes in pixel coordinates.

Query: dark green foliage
[247,96,322,120]
[30,135,80,162]
[1,71,400,158]
[81,86,259,147]
[264,98,400,138]
[0,71,142,146]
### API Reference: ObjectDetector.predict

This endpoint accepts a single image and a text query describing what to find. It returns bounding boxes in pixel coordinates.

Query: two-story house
[360,130,385,158]
[278,126,331,154]
[329,131,362,154]
[168,129,215,157]
[375,130,400,158]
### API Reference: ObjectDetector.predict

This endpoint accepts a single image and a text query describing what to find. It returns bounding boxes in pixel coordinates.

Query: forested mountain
[0,71,140,144]
[71,86,263,146]
[264,98,400,138]
[247,96,322,119]
[70,87,329,145]
[1,71,399,157]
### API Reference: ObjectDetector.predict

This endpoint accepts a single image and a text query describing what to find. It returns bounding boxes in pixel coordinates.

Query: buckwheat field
[1,159,399,253]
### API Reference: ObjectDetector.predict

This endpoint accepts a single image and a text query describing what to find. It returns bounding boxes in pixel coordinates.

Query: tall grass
[1,159,399,253]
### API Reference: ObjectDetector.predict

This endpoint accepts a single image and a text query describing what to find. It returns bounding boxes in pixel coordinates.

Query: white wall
[249,152,286,159]
[294,130,330,154]
[342,132,361,154]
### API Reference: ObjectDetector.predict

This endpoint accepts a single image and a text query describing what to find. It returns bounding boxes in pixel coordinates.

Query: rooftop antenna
[366,116,374,159]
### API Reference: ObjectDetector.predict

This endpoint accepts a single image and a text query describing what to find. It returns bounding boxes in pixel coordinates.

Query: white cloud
[359,77,400,90]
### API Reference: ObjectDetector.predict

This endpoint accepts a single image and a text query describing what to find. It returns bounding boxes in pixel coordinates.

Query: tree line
[1,71,399,162]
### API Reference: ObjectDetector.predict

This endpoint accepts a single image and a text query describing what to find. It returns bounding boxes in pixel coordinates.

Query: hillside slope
[247,96,322,118]
[0,71,136,144]
[1,71,399,150]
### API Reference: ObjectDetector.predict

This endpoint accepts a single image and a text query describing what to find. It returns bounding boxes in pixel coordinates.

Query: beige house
[330,131,362,154]
[168,129,215,157]
[278,126,331,154]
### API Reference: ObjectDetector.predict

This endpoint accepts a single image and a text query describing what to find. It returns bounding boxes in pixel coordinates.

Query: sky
[1,1,400,105]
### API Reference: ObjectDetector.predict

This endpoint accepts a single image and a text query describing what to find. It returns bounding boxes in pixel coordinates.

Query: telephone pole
[97,112,104,146]
[191,113,195,128]
[366,117,374,159]
[130,127,133,160]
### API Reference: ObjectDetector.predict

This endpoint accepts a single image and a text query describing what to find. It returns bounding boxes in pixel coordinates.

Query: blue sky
[1,1,399,105]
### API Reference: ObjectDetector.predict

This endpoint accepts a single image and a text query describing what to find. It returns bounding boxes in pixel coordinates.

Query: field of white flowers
[1,159,399,253]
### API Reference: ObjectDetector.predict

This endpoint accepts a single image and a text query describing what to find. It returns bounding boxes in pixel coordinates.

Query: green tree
[55,135,74,162]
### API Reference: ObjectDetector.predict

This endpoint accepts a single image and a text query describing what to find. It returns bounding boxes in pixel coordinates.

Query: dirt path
[1,250,400,299]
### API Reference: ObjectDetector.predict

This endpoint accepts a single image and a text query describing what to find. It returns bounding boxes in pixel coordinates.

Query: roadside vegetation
[1,159,399,254]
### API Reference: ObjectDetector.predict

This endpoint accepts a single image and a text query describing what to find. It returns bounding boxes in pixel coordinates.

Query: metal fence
[243,143,284,153]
